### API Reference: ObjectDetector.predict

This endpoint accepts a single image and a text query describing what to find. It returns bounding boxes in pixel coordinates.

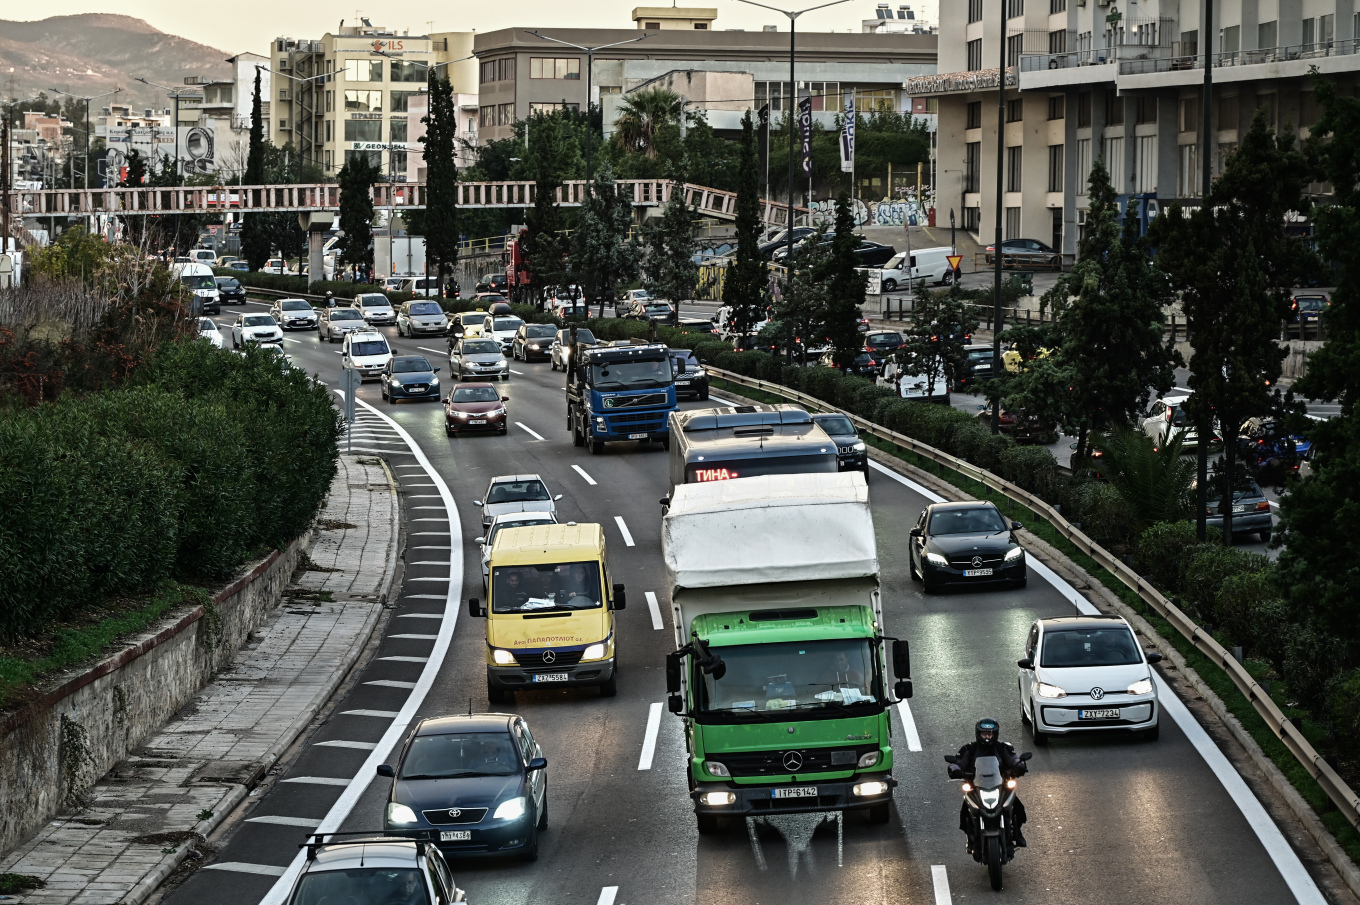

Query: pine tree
[823,193,866,368]
[337,153,379,280]
[520,111,583,305]
[574,161,639,316]
[420,68,459,296]
[240,68,271,271]
[642,185,699,315]
[727,111,768,339]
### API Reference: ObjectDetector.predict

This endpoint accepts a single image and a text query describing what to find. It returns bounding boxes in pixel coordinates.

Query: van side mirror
[892,639,910,678]
[468,597,484,618]
[666,651,683,694]
[612,583,626,609]
[1017,658,1034,670]
[376,764,395,778]
[894,679,913,699]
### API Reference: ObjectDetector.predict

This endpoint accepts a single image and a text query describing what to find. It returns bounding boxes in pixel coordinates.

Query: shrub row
[0,339,342,641]
[212,269,418,305]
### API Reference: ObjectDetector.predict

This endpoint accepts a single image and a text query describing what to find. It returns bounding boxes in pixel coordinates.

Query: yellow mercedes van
[468,523,625,703]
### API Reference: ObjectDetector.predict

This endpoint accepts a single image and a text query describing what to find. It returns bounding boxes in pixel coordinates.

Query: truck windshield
[686,454,837,484]
[591,358,673,390]
[491,562,602,614]
[697,639,880,716]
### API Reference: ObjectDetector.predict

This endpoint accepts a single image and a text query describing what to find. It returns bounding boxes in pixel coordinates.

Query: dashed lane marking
[517,422,546,441]
[572,464,598,485]
[391,634,439,641]
[397,613,444,619]
[895,699,923,752]
[614,516,636,547]
[597,887,619,905]
[645,591,664,631]
[205,863,288,877]
[282,777,351,787]
[314,740,378,750]
[364,680,418,689]
[379,656,430,663]
[246,816,321,828]
[931,865,951,905]
[342,710,401,718]
[638,703,663,770]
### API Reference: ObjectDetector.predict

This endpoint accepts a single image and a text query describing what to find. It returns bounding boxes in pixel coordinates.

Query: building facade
[918,0,1360,257]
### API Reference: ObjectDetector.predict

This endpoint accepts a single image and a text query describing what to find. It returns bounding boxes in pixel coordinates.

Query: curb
[120,784,248,905]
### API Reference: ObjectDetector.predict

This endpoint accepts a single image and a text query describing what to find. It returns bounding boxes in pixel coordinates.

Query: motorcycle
[945,751,1033,891]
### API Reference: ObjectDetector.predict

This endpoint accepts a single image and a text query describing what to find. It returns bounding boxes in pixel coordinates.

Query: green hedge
[0,339,342,641]
[213,269,417,305]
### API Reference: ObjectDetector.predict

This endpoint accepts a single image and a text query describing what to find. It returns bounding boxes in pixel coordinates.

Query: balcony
[1119,36,1360,75]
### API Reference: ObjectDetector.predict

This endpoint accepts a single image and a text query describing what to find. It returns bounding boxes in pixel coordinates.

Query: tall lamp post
[50,88,123,189]
[527,31,650,153]
[134,77,202,185]
[1,94,42,250]
[1195,0,1215,540]
[256,66,330,174]
[990,0,1008,435]
[733,0,851,266]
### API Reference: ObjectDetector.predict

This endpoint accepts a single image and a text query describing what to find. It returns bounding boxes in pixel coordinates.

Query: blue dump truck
[566,340,679,454]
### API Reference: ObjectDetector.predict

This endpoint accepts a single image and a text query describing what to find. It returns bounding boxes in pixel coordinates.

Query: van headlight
[582,643,607,661]
[491,648,516,665]
[1127,677,1154,695]
[386,802,419,825]
[493,797,527,821]
[1005,546,1025,562]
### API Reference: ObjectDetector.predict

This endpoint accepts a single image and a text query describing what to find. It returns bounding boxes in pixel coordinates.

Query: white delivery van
[190,248,217,266]
[878,356,950,404]
[173,262,222,313]
[878,246,955,292]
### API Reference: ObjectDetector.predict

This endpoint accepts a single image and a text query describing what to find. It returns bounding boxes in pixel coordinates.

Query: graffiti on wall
[808,186,937,228]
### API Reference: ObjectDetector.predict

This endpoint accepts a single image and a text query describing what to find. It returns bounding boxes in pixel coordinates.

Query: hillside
[0,14,233,114]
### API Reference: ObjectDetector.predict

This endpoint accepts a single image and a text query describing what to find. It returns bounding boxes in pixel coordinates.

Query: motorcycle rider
[324,291,336,309]
[949,718,1028,849]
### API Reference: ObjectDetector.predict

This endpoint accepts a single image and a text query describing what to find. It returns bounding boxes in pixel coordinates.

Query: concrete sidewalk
[0,455,399,905]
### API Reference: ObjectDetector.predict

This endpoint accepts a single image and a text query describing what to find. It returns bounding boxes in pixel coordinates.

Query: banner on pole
[840,95,856,173]
[758,103,770,172]
[798,96,813,179]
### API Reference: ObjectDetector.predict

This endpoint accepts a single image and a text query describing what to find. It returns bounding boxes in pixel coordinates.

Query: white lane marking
[284,338,303,344]
[597,888,619,905]
[401,595,446,601]
[895,699,923,752]
[394,463,426,469]
[931,865,952,905]
[405,576,453,583]
[638,703,664,770]
[397,613,445,618]
[379,656,430,663]
[264,393,465,905]
[246,816,321,828]
[342,710,400,718]
[417,347,446,355]
[517,422,545,441]
[391,634,439,641]
[572,464,598,485]
[314,740,378,750]
[645,591,664,631]
[365,679,417,689]
[410,546,451,551]
[205,862,288,877]
[869,459,946,502]
[614,516,636,547]
[281,776,351,787]
[408,559,452,565]
[510,368,524,375]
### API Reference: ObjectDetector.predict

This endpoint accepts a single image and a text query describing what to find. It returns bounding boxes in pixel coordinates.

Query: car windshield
[967,349,994,361]
[487,480,550,504]
[1296,297,1326,310]
[698,639,880,715]
[393,357,432,373]
[281,300,311,311]
[332,309,363,321]
[358,295,389,307]
[563,329,596,344]
[293,868,429,905]
[215,278,239,287]
[400,732,519,779]
[590,358,673,390]
[929,507,1008,535]
[816,415,855,436]
[487,517,553,545]
[198,318,217,332]
[409,302,442,315]
[492,317,523,331]
[525,324,556,338]
[491,562,602,614]
[1040,627,1141,668]
[352,340,390,357]
[452,386,500,403]
[630,291,650,301]
[460,312,486,325]
[461,340,500,355]
[244,315,276,327]
[867,333,902,345]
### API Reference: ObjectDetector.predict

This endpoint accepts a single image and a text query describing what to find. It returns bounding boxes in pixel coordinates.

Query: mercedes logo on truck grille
[782,751,803,772]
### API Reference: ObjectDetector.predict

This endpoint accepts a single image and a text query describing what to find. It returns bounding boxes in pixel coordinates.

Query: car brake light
[1255,501,1271,511]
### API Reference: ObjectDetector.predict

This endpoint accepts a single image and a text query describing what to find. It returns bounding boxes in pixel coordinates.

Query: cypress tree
[240,69,271,271]
[728,111,767,339]
[420,68,459,296]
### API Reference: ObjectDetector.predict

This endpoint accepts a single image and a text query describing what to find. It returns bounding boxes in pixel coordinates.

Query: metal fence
[706,364,1360,833]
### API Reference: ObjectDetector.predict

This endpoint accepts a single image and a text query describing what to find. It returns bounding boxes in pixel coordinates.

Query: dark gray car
[812,412,868,479]
[380,355,442,404]
[1192,474,1274,542]
[450,337,511,381]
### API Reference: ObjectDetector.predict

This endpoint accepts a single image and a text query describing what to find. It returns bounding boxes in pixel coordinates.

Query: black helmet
[975,718,1000,746]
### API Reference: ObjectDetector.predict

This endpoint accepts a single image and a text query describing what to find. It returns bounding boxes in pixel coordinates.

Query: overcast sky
[34,0,939,57]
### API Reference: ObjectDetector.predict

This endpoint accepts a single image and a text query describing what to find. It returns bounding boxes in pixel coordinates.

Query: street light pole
[1195,0,1214,540]
[51,88,122,190]
[991,0,1007,435]
[135,77,201,184]
[528,31,650,165]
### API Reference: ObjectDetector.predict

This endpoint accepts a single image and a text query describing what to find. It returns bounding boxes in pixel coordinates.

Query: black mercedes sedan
[379,714,548,861]
[908,501,1026,593]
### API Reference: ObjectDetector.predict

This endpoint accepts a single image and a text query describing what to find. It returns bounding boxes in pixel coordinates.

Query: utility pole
[52,88,122,190]
[135,77,201,184]
[991,0,1007,435]
[1195,0,1215,540]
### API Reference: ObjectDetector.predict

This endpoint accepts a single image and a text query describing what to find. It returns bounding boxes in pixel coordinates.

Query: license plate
[409,385,426,392]
[963,568,993,577]
[532,673,569,683]
[469,419,486,425]
[772,787,818,799]
[439,831,471,842]
[1233,504,1248,513]
[676,380,691,385]
[1079,708,1120,720]
[628,433,648,439]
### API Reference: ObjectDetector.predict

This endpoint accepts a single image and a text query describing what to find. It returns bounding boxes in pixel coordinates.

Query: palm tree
[612,87,681,159]
[1091,426,1195,532]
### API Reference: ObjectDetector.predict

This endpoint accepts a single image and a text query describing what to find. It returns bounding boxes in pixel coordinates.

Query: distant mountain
[0,14,233,116]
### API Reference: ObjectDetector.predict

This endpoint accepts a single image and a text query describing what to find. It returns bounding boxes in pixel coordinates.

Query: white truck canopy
[662,472,878,593]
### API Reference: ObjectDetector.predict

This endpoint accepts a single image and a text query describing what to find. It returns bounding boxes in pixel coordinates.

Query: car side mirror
[376,764,395,778]
[433,367,440,373]
[1019,751,1033,762]
[474,536,485,545]
[502,396,510,402]
[467,597,484,618]
[612,583,626,609]
[1011,521,1024,530]
[554,494,564,501]
[473,500,483,507]
[526,757,547,772]
[1017,658,1034,670]
[1146,651,1164,664]
[894,679,913,699]
[441,397,449,404]
[909,527,923,538]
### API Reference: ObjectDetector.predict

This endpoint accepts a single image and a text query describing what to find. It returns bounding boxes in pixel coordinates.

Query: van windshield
[491,562,602,613]
[181,275,215,290]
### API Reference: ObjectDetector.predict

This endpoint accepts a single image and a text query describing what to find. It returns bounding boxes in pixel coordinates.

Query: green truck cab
[661,472,912,833]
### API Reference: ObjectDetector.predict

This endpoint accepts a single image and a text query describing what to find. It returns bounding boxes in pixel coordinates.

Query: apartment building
[269,21,477,179]
[916,0,1360,257]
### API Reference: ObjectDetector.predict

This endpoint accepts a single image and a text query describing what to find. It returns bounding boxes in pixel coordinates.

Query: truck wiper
[593,380,627,390]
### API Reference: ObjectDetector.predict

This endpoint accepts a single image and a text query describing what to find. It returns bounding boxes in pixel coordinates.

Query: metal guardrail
[706,364,1360,832]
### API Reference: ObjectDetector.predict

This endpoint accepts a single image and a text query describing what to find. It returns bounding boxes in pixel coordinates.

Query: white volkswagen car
[1018,615,1162,744]
[354,292,397,326]
[342,331,394,381]
[231,312,284,348]
[197,317,225,349]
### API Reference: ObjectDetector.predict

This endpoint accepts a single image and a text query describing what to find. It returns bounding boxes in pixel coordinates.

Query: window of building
[390,149,407,177]
[530,57,581,80]
[1104,135,1126,189]
[1178,97,1198,132]
[1321,14,1335,45]
[1005,207,1021,239]
[1178,144,1198,197]
[529,102,581,114]
[1221,25,1241,55]
[479,105,496,128]
[345,149,381,169]
[345,90,382,112]
[344,120,381,142]
[1006,146,1022,192]
[1076,137,1090,193]
[1050,0,1066,13]
[808,82,843,111]
[325,120,332,142]
[1135,96,1157,125]
[855,88,897,111]
[1006,99,1024,123]
[390,119,408,143]
[1105,90,1124,125]
[1135,135,1156,192]
[1077,91,1091,127]
[498,103,514,125]
[1048,95,1065,120]
[967,39,984,71]
[499,59,515,81]
[965,207,981,232]
[1179,30,1199,56]
[1007,34,1024,67]
[1257,20,1277,50]
[1301,91,1321,127]
[279,118,288,131]
[1048,144,1064,192]
[645,21,660,29]
[1303,17,1317,50]
[1256,93,1277,129]
[965,141,981,193]
[755,81,786,112]
[1007,0,1024,19]
[1220,94,1239,130]
[390,61,428,83]
[966,101,982,129]
[344,60,383,82]
[600,85,622,95]
[325,149,333,171]
[695,22,707,29]
[968,0,983,23]
[1049,29,1067,53]
[480,60,497,84]
[326,90,333,113]
[390,90,418,113]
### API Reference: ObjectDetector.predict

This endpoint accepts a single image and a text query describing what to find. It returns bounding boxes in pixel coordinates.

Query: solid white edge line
[572,464,598,486]
[597,887,619,905]
[516,421,545,441]
[869,450,1326,903]
[930,865,951,905]
[645,591,664,631]
[638,702,664,770]
[417,347,445,355]
[895,699,923,752]
[614,515,636,547]
[260,392,464,905]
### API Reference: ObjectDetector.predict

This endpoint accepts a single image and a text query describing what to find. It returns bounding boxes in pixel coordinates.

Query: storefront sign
[905,68,1017,96]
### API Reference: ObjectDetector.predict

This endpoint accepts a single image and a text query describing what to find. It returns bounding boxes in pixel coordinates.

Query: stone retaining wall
[0,532,309,854]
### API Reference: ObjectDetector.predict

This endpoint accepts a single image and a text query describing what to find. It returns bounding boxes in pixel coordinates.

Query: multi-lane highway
[165,302,1345,905]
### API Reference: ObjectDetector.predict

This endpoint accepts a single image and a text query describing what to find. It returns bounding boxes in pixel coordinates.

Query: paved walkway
[0,455,398,905]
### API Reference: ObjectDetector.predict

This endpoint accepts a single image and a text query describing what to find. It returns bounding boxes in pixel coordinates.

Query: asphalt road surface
[166,303,1338,905]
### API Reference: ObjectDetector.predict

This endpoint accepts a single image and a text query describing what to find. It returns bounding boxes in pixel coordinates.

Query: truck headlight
[1036,682,1067,699]
[857,751,880,768]
[386,802,419,825]
[582,642,607,661]
[595,417,606,429]
[706,761,730,778]
[1127,677,1154,695]
[491,648,516,665]
[1004,546,1025,562]
[925,552,949,567]
[852,780,889,797]
[493,797,527,821]
[702,792,736,807]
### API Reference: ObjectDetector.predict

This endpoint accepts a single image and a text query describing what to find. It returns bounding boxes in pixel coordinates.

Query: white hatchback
[342,331,393,381]
[1018,615,1162,744]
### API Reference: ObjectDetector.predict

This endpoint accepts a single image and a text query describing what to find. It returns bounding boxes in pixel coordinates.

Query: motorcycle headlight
[857,751,880,768]
[386,802,419,825]
[491,648,516,665]
[1005,546,1025,562]
[925,552,949,567]
[978,789,1001,809]
[493,796,527,821]
[1127,677,1154,696]
[1036,682,1067,699]
[582,642,607,661]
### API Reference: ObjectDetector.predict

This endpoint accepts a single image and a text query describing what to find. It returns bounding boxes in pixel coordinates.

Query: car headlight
[498,360,508,368]
[529,344,540,350]
[1004,546,1025,562]
[706,761,730,778]
[491,648,516,665]
[1127,677,1154,695]
[455,411,470,419]
[925,552,949,567]
[492,406,507,416]
[702,792,737,807]
[493,797,527,821]
[978,789,1001,809]
[386,802,419,825]
[857,751,880,768]
[430,377,440,385]
[694,368,707,377]
[582,642,607,661]
[1036,682,1067,699]
[850,440,866,452]
[853,780,889,796]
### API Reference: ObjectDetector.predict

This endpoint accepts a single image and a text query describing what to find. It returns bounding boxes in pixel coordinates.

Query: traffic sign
[341,369,360,423]
[946,254,963,272]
